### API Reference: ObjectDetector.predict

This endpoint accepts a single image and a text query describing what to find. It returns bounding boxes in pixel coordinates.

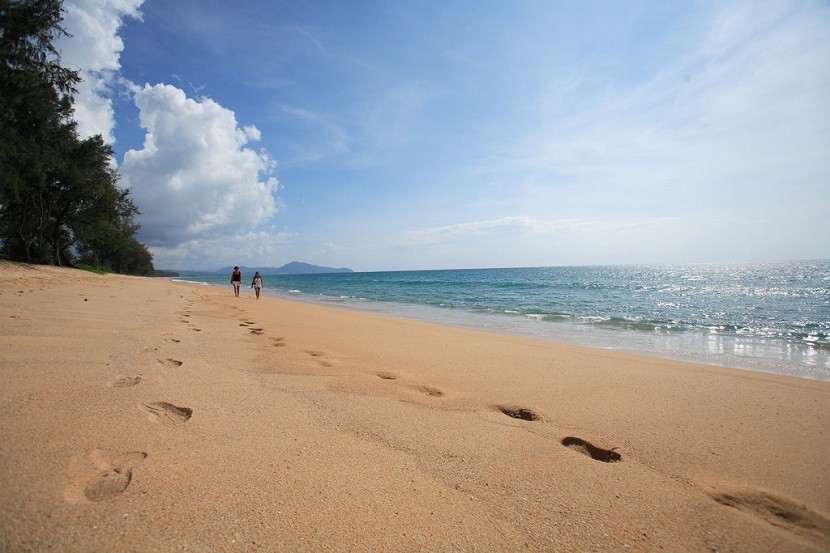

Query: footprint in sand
[164,338,181,343]
[498,404,542,421]
[140,401,192,425]
[710,488,830,539]
[409,384,445,397]
[304,350,334,367]
[376,371,399,380]
[271,337,286,347]
[157,358,183,368]
[64,449,147,504]
[249,328,264,335]
[561,436,621,463]
[107,375,141,388]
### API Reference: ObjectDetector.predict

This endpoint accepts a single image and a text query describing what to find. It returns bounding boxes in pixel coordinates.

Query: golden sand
[1,262,828,551]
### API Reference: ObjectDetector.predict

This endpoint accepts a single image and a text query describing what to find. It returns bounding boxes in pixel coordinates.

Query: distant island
[160,262,354,278]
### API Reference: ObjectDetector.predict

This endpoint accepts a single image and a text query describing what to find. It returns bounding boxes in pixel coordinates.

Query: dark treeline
[0,0,153,275]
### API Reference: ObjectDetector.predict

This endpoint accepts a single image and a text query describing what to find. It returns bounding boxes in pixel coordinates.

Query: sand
[1,261,828,551]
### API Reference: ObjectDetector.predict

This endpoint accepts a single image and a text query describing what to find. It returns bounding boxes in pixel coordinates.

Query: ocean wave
[171,278,212,286]
[525,313,572,323]
[591,317,685,332]
[173,262,829,375]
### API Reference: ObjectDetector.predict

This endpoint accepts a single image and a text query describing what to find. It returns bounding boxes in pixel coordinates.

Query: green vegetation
[76,263,107,275]
[0,0,154,276]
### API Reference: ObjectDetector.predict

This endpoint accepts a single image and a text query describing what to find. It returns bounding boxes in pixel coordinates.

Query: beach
[1,262,829,551]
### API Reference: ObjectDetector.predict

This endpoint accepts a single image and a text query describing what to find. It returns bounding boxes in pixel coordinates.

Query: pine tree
[0,0,154,275]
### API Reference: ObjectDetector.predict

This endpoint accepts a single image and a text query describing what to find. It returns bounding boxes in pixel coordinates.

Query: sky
[55,0,830,272]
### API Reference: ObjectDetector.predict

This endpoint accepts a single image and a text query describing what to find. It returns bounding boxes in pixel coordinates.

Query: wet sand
[1,262,828,551]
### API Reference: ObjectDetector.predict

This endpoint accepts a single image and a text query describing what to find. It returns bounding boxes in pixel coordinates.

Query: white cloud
[487,1,830,204]
[120,84,280,248]
[279,105,350,163]
[148,229,296,270]
[405,216,664,245]
[56,0,143,142]
[56,2,289,268]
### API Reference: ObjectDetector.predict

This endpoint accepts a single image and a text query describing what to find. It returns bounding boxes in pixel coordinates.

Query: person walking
[251,271,264,299]
[230,266,242,297]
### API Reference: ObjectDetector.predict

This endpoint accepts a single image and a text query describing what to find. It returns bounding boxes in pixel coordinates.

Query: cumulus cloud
[56,0,143,142]
[120,84,280,247]
[148,229,296,270]
[54,2,289,268]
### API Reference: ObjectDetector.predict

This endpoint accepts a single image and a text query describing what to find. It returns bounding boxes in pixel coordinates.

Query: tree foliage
[0,0,154,275]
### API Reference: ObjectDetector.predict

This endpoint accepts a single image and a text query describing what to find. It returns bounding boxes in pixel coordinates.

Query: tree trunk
[16,199,38,263]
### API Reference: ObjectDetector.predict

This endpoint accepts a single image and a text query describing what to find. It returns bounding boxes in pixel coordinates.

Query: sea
[175,260,830,381]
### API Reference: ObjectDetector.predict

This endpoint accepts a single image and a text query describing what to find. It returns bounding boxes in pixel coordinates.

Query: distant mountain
[212,262,354,276]
[260,262,354,275]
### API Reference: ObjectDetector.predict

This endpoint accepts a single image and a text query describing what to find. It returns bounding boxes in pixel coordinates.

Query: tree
[44,134,115,266]
[0,0,154,275]
[74,167,154,276]
[0,0,78,262]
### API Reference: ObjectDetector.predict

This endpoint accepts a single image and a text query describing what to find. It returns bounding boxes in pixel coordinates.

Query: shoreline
[2,263,829,551]
[176,276,830,382]
[279,290,830,382]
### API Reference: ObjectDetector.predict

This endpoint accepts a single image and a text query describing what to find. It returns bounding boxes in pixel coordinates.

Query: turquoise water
[177,261,830,380]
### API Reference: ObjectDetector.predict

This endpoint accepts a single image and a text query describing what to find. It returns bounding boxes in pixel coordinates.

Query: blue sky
[58,0,830,271]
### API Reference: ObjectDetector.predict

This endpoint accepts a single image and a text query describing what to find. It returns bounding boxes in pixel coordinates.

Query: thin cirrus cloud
[278,104,350,164]
[404,216,665,245]
[476,2,830,201]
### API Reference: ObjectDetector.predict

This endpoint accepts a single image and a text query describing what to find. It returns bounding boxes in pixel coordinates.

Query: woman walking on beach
[230,266,242,297]
[251,271,264,299]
